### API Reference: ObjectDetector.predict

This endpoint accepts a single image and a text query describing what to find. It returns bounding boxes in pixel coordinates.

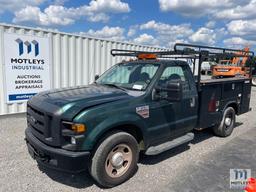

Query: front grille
[27,104,59,146]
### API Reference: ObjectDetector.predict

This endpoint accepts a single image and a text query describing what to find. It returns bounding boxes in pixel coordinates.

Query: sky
[0,0,256,50]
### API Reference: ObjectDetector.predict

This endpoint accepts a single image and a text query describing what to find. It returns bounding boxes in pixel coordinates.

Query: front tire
[212,107,236,137]
[89,131,139,188]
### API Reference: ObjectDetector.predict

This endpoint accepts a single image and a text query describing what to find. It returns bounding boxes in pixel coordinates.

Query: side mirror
[154,81,182,102]
[95,74,100,81]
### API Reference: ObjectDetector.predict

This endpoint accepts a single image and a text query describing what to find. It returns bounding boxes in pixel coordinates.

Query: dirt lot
[0,87,256,192]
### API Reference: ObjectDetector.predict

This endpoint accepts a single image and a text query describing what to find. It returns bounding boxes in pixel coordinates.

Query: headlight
[62,121,87,133]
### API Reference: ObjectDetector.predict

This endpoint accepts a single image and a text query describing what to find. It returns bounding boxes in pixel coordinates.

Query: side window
[157,66,190,92]
[141,65,158,78]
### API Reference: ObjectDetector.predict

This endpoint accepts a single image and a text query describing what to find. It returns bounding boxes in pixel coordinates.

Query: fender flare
[222,101,239,115]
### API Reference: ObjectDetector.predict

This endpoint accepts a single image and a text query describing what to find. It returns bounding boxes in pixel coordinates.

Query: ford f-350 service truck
[25,44,253,187]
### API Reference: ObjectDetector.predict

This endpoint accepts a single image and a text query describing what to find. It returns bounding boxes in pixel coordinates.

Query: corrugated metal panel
[0,24,166,115]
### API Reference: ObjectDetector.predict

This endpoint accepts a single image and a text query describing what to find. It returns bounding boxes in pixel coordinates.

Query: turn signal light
[63,121,86,133]
[71,123,86,133]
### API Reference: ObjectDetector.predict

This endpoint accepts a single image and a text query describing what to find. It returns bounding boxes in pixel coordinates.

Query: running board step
[145,132,194,156]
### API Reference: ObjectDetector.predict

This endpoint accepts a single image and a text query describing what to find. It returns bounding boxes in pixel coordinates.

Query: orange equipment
[212,47,250,78]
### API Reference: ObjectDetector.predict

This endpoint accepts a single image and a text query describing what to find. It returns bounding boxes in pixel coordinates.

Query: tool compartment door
[239,80,252,114]
[198,83,222,128]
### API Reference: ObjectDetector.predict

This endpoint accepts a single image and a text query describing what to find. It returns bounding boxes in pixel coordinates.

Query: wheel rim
[224,113,233,131]
[105,144,133,178]
[252,77,256,85]
[225,117,232,126]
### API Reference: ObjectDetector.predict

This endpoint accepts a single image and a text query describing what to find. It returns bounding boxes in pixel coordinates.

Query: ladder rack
[111,43,255,90]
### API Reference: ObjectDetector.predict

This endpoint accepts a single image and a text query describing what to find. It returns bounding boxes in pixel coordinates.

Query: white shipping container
[0,24,166,115]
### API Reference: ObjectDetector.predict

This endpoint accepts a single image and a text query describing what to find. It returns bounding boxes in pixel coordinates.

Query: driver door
[150,65,198,141]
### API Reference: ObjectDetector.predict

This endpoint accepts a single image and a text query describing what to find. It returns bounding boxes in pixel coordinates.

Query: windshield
[96,63,159,91]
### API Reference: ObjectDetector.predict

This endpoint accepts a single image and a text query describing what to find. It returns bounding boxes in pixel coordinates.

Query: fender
[222,100,238,114]
[81,113,149,150]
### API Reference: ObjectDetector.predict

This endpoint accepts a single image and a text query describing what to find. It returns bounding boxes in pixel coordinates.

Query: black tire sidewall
[90,132,139,188]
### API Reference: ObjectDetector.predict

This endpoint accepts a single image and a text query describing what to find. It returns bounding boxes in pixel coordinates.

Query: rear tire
[212,107,236,137]
[89,131,139,188]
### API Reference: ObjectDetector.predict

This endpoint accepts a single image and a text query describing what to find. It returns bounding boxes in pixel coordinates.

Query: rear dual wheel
[89,132,139,188]
[212,107,236,137]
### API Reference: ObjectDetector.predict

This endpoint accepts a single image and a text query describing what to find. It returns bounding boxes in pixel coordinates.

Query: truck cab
[25,44,253,187]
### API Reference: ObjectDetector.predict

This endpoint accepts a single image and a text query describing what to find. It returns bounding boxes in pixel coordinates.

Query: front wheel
[212,107,236,137]
[89,131,139,188]
[252,77,256,86]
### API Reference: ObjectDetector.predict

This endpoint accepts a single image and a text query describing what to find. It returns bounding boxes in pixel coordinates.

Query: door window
[157,66,191,93]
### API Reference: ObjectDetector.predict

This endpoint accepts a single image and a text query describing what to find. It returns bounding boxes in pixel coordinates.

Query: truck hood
[29,84,134,120]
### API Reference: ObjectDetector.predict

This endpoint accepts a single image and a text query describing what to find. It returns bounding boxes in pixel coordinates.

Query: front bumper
[25,128,90,173]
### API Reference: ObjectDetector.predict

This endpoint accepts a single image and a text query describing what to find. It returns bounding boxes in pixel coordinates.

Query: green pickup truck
[25,44,253,187]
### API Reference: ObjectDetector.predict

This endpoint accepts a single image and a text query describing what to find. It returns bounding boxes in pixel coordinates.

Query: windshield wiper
[101,83,127,91]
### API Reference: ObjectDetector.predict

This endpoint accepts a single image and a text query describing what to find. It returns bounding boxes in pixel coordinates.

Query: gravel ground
[0,87,256,192]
